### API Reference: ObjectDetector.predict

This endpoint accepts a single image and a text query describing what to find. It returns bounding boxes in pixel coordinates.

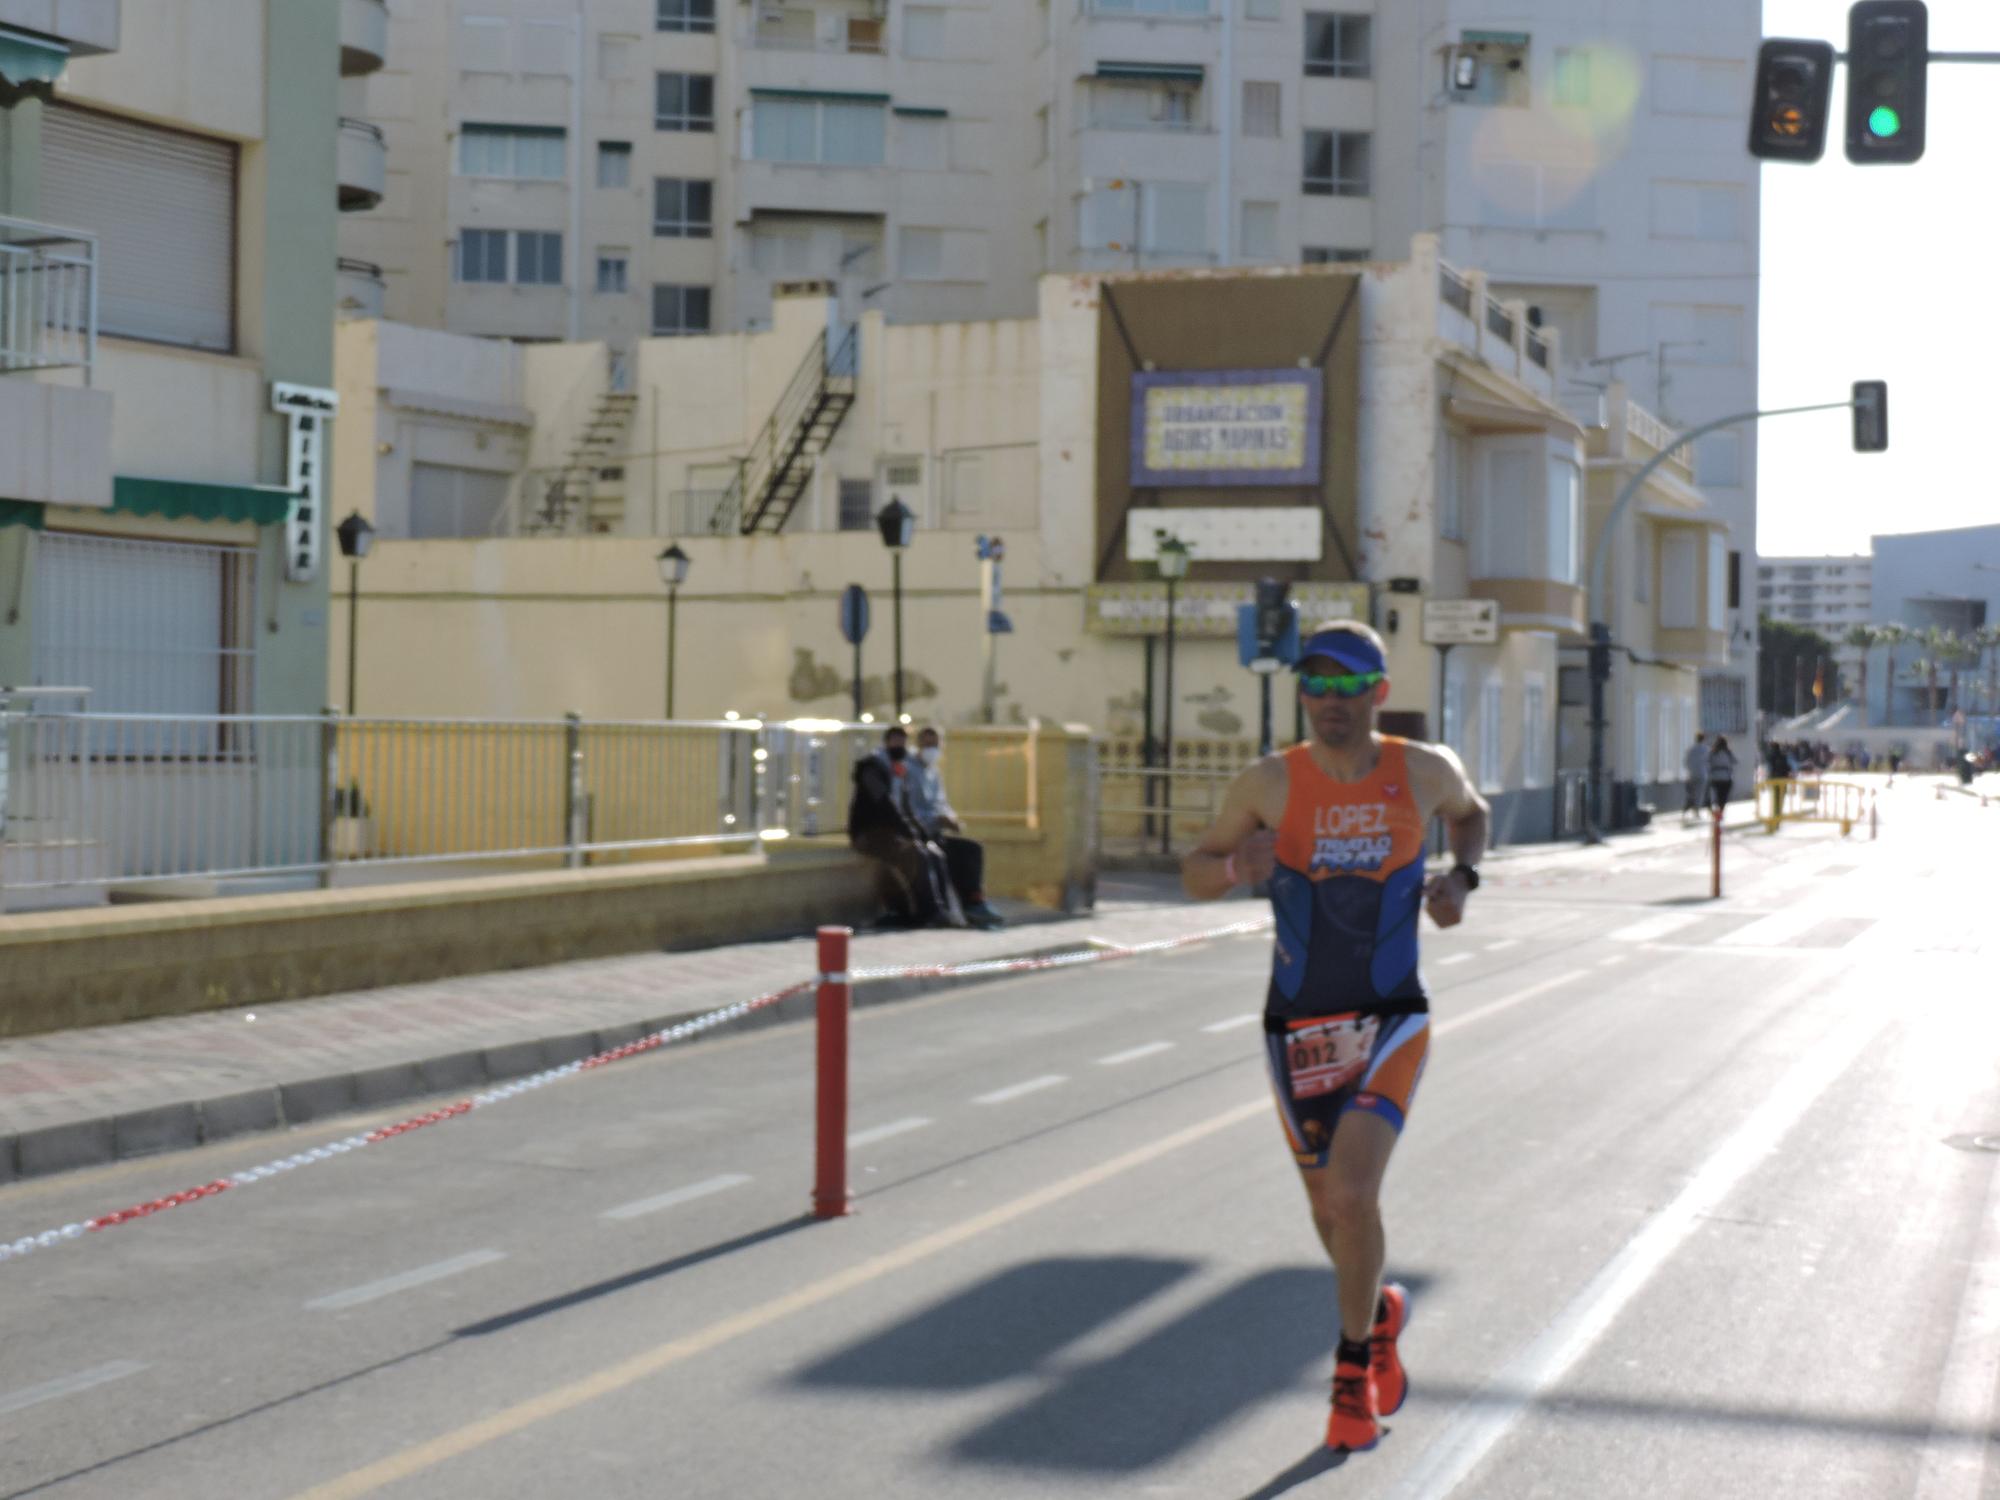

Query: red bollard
[1710,802,1723,900]
[813,926,853,1220]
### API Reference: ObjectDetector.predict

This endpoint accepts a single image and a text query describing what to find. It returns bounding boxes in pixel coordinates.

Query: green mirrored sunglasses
[1298,670,1384,700]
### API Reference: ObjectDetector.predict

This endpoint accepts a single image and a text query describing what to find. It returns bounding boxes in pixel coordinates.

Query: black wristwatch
[1449,862,1481,892]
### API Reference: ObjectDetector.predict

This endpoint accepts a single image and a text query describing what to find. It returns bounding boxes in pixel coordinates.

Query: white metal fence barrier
[0,707,1044,905]
[0,215,97,381]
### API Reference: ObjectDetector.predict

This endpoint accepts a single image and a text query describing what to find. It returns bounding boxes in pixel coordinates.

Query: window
[1700,672,1748,735]
[839,478,875,532]
[457,228,509,282]
[514,231,562,286]
[1707,533,1728,631]
[1148,183,1208,255]
[901,227,943,279]
[39,105,237,353]
[903,6,947,58]
[598,33,636,80]
[1651,181,1745,241]
[596,253,629,294]
[652,283,711,335]
[750,224,813,275]
[1240,200,1279,261]
[1661,532,1699,628]
[1479,676,1505,790]
[1305,13,1370,78]
[1636,521,1652,603]
[946,453,985,516]
[597,142,632,188]
[1554,48,1591,107]
[520,19,568,74]
[1696,431,1742,488]
[456,16,508,71]
[1245,0,1279,17]
[750,97,886,165]
[1303,130,1369,196]
[1242,80,1280,138]
[653,178,713,237]
[656,72,715,132]
[1090,81,1199,131]
[410,463,511,539]
[1523,678,1547,787]
[903,115,948,170]
[657,0,715,33]
[1091,0,1211,14]
[1303,246,1369,263]
[33,533,256,722]
[1548,457,1581,584]
[459,125,566,179]
[1439,430,1468,541]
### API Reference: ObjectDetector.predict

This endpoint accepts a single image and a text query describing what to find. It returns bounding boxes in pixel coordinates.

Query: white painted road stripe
[1437,953,1474,967]
[847,1117,931,1149]
[1606,911,1708,945]
[1714,906,1825,949]
[601,1174,752,1223]
[306,1250,507,1312]
[1912,1152,2000,1500]
[1201,1014,1262,1033]
[0,1361,147,1418]
[1389,996,1885,1500]
[1097,1041,1174,1066]
[974,1075,1067,1106]
[1484,939,1520,952]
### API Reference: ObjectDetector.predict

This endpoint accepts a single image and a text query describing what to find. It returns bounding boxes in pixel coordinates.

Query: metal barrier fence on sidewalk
[1755,775,1875,836]
[0,705,1045,904]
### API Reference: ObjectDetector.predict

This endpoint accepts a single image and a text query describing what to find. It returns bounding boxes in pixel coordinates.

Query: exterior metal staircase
[709,325,858,536]
[533,388,638,534]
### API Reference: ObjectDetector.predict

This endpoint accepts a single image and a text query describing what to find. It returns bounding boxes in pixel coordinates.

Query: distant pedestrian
[1708,736,1737,812]
[1682,735,1709,823]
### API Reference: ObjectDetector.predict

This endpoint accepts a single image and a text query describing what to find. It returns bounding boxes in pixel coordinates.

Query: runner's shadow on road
[1237,1446,1349,1498]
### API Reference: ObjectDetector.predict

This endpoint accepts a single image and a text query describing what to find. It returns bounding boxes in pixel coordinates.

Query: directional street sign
[1422,598,1500,646]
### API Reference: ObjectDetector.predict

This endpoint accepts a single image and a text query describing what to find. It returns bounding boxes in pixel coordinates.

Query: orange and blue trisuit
[1264,736,1433,1168]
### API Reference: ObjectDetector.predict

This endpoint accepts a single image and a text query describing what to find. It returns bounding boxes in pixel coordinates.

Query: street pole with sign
[1238,580,1301,757]
[839,584,871,722]
[977,536,1013,724]
[1421,596,1499,770]
[1155,534,1191,856]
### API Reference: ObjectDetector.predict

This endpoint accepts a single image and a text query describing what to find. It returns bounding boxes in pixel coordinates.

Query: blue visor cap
[1296,629,1387,677]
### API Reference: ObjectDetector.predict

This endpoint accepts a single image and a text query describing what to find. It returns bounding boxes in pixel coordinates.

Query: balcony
[0,215,95,381]
[340,0,387,77]
[0,0,119,56]
[337,117,386,212]
[337,257,386,320]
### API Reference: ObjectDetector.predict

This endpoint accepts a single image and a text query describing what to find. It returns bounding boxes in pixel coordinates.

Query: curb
[0,935,1152,1187]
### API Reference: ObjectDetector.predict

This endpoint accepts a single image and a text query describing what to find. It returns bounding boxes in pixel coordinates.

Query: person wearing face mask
[900,726,1005,930]
[851,726,964,928]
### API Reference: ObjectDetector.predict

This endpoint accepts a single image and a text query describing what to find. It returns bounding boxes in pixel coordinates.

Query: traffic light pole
[1583,398,1856,844]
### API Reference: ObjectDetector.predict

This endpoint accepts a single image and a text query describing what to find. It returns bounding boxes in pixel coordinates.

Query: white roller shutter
[40,104,237,352]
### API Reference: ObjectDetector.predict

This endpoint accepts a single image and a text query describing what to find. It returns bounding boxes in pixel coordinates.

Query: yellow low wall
[0,847,877,1039]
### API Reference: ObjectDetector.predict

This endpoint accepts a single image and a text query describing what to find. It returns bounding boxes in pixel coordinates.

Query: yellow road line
[291,966,1583,1498]
[288,1097,1271,1500]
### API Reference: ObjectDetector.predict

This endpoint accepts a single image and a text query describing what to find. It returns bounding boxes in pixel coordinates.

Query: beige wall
[58,0,263,139]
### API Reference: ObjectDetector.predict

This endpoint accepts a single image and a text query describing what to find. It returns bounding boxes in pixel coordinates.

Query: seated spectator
[908,726,1005,930]
[848,742,963,929]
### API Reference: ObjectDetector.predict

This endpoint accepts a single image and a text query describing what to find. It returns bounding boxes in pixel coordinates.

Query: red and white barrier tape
[0,915,1270,1265]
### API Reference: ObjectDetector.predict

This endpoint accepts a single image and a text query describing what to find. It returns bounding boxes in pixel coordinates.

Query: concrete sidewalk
[0,815,1770,1185]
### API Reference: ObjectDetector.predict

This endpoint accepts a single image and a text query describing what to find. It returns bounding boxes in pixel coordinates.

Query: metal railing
[1484,297,1515,343]
[1756,776,1874,837]
[1526,327,1550,368]
[1439,263,1474,317]
[0,215,98,383]
[707,323,859,535]
[0,709,1046,904]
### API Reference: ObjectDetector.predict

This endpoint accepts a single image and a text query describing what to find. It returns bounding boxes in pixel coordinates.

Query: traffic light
[1748,39,1836,161]
[1846,1,1927,164]
[1852,380,1888,452]
[1254,579,1292,658]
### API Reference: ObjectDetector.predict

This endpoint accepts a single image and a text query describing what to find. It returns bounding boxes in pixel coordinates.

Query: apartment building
[1758,554,1873,636]
[0,0,342,714]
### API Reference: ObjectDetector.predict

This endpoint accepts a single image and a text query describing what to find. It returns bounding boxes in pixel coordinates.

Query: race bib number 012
[1286,1015,1379,1099]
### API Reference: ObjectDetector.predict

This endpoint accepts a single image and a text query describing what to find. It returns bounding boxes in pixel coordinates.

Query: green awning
[892,106,948,119]
[0,500,45,531]
[113,476,293,526]
[1096,62,1205,84]
[1461,29,1530,46]
[750,87,891,104]
[0,26,69,91]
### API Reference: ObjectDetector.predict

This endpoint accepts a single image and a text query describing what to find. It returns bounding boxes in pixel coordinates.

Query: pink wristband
[1224,852,1240,886]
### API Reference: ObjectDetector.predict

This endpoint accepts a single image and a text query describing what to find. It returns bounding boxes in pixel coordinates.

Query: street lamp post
[876,498,915,719]
[657,543,691,719]
[335,512,376,716]
[1155,534,1190,857]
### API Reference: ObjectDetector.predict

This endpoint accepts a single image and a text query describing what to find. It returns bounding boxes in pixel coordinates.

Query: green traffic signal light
[1868,104,1903,138]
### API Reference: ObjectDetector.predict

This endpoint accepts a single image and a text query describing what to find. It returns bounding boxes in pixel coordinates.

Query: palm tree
[1875,622,1910,725]
[1978,623,2000,717]
[1842,624,1879,726]
[1920,626,1958,721]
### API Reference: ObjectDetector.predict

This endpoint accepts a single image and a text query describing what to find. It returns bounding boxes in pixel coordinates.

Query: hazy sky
[1756,0,2000,557]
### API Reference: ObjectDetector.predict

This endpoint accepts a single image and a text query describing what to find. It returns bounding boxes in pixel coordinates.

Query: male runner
[1180,621,1489,1452]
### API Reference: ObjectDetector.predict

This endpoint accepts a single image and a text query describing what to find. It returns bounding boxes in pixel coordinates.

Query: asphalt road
[3,792,1997,1499]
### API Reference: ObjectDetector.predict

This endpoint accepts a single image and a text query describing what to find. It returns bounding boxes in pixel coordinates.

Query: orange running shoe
[1371,1281,1410,1416]
[1324,1359,1380,1452]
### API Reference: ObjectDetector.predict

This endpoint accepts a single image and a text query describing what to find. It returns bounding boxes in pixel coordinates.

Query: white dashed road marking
[306,1250,507,1312]
[602,1174,753,1222]
[1201,1014,1262,1033]
[0,1361,148,1418]
[846,1117,932,1149]
[974,1076,1067,1106]
[1097,1041,1175,1066]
